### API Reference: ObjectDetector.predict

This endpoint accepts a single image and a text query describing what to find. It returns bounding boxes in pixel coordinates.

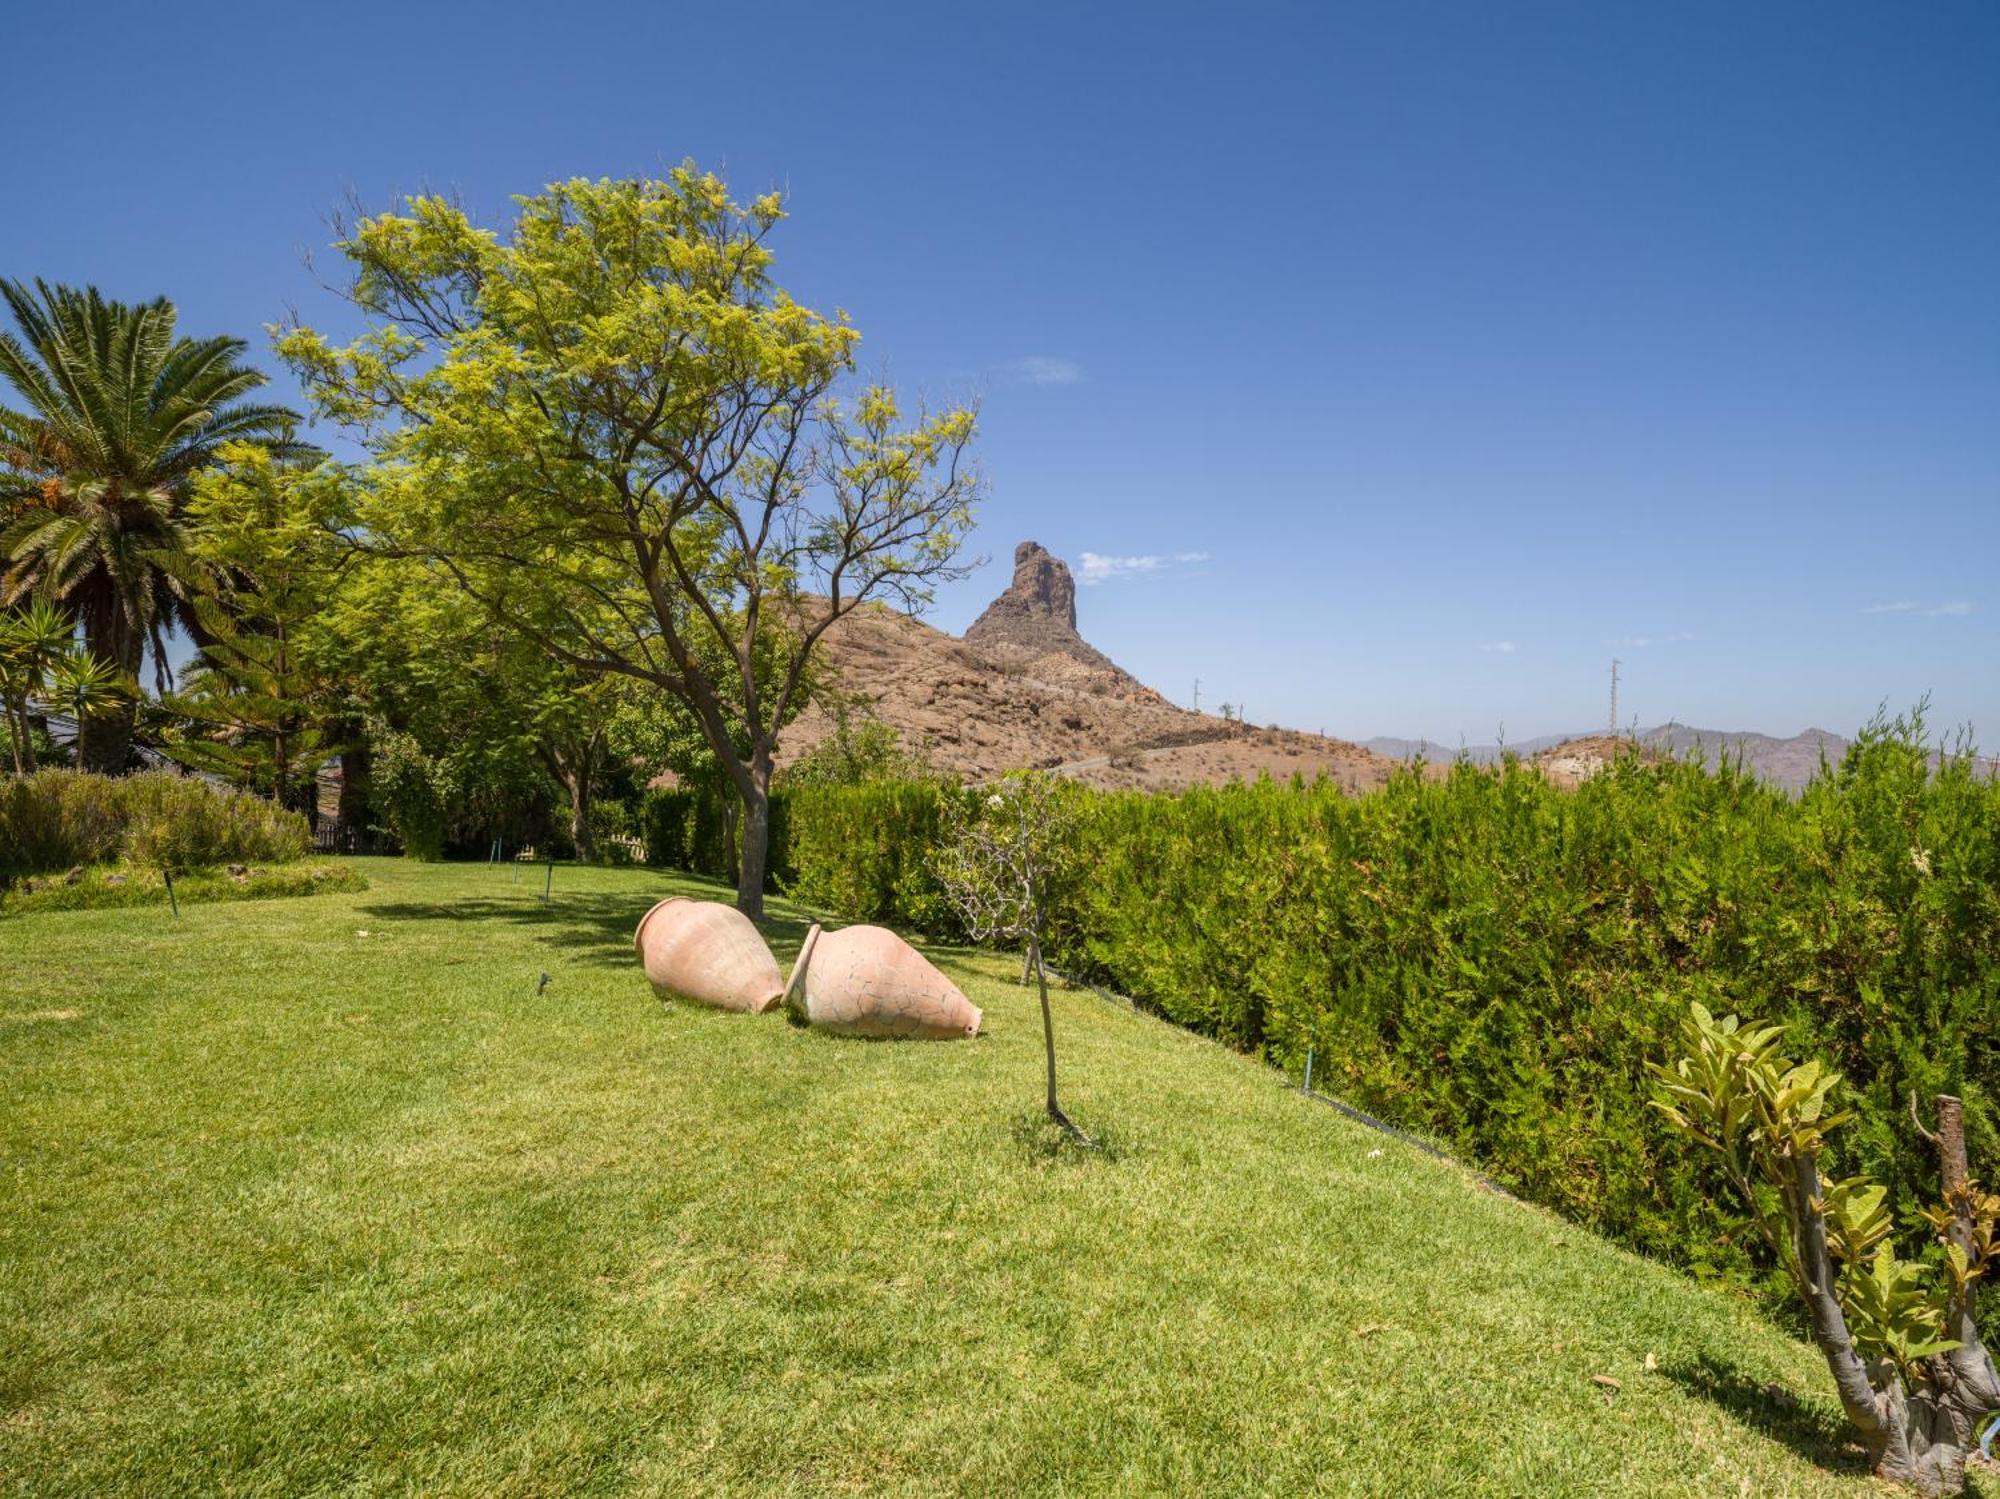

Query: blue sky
[6,1,1995,745]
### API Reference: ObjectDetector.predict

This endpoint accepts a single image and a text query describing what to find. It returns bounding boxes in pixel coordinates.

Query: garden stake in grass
[542,859,554,905]
[1304,1047,1314,1094]
[162,866,178,918]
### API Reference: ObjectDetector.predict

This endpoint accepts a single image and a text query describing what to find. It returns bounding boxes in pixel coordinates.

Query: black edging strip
[1294,1085,1522,1202]
[768,910,1526,1209]
[1042,960,1522,1204]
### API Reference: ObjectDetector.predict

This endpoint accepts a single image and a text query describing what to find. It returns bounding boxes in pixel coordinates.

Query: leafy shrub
[0,769,126,871]
[121,772,309,868]
[369,730,453,861]
[0,769,311,877]
[775,714,2000,1297]
[636,785,796,888]
[785,779,972,936]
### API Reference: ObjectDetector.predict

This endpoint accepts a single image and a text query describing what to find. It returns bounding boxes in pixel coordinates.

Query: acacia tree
[325,554,627,860]
[163,444,348,807]
[1653,1005,2000,1495]
[935,772,1094,1145]
[281,171,982,917]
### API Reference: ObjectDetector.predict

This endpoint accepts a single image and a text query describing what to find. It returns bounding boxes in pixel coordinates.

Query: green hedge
[785,780,970,934]
[773,722,2000,1294]
[638,785,798,891]
[0,770,311,878]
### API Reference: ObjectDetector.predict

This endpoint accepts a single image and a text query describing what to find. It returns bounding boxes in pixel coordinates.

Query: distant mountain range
[1363,724,1994,792]
[1363,725,1848,789]
[791,546,1989,797]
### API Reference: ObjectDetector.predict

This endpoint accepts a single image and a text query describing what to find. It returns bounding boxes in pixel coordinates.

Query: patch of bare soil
[1531,735,1667,788]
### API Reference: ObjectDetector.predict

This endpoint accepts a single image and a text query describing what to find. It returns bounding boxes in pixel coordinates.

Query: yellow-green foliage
[0,769,310,877]
[1650,1003,1969,1377]
[777,717,2000,1292]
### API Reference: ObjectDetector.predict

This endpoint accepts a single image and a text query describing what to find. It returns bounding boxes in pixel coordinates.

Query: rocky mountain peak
[966,540,1077,639]
[961,539,1130,681]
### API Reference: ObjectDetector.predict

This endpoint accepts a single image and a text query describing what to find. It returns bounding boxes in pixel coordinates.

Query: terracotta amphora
[634,897,785,1013]
[784,923,982,1039]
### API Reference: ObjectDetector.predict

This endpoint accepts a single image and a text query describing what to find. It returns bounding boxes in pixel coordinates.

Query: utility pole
[1608,658,1621,735]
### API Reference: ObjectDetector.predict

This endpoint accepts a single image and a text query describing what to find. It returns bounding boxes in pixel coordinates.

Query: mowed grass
[0,859,1958,1496]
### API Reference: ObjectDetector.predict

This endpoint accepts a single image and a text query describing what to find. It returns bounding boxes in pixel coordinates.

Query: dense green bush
[0,769,311,877]
[640,786,732,881]
[368,730,453,861]
[0,769,127,870]
[786,779,971,935]
[775,717,2000,1294]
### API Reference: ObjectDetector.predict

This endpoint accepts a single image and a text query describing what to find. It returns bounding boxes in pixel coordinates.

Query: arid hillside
[780,541,1398,793]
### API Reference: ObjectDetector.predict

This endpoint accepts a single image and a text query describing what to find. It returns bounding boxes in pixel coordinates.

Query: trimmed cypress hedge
[777,720,2000,1294]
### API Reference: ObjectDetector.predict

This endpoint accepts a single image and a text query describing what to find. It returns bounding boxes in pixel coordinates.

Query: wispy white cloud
[1866,600,1973,617]
[994,356,1083,387]
[1613,630,1696,649]
[1078,550,1210,585]
[1477,640,1517,654]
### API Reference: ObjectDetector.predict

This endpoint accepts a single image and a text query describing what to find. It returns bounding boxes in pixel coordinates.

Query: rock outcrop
[771,539,1401,793]
[964,541,1123,677]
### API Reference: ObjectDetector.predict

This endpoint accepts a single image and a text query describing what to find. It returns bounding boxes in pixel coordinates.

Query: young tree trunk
[5,697,28,774]
[1031,934,1093,1147]
[735,757,772,921]
[566,768,596,864]
[1032,935,1060,1117]
[336,727,370,848]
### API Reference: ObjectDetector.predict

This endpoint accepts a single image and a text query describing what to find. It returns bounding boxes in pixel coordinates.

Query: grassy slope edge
[2,861,365,915]
[0,859,1965,1496]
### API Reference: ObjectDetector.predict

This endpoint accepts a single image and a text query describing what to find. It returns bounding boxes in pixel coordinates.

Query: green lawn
[0,858,1954,1495]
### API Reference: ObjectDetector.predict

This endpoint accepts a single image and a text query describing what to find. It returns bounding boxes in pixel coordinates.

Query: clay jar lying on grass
[784,923,982,1039]
[634,898,785,1013]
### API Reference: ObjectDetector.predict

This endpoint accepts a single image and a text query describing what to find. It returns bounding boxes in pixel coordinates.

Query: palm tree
[0,280,311,772]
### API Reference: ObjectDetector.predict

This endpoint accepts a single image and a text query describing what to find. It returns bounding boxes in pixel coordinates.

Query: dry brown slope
[780,595,1397,793]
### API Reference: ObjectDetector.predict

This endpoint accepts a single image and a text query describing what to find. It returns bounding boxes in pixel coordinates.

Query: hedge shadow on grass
[1659,1354,1866,1477]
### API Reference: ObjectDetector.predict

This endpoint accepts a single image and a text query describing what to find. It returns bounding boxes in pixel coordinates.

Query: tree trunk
[77,587,140,775]
[5,696,28,774]
[1031,934,1093,1146]
[1787,1103,2000,1496]
[565,767,596,863]
[1033,936,1059,1116]
[735,756,771,921]
[336,726,370,849]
